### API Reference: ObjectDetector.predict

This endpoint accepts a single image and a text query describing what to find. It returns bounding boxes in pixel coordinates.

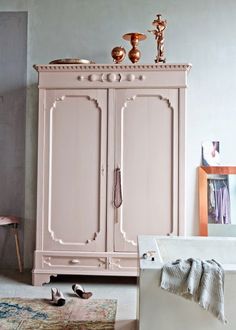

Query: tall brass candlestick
[122,32,146,64]
[148,14,167,63]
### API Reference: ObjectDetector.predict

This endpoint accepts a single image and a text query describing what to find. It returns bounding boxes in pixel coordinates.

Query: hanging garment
[208,181,215,211]
[214,185,231,224]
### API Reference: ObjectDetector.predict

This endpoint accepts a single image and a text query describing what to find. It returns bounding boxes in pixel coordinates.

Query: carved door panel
[113,89,179,252]
[40,89,107,252]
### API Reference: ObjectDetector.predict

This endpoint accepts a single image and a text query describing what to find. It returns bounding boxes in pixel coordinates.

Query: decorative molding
[98,258,106,268]
[115,92,175,247]
[48,94,103,113]
[47,94,103,247]
[48,229,101,246]
[121,95,137,107]
[108,258,122,269]
[34,63,191,72]
[108,258,136,270]
[156,94,175,112]
[116,226,137,247]
[121,93,175,114]
[77,72,146,83]
[43,257,52,266]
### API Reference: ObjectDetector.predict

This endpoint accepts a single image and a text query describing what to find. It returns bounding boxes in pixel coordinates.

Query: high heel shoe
[72,284,93,299]
[51,288,66,306]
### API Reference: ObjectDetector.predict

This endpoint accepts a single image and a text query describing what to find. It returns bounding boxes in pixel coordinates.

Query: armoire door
[38,89,107,252]
[113,89,179,252]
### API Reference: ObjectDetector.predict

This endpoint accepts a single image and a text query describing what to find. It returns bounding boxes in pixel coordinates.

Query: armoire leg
[32,272,54,286]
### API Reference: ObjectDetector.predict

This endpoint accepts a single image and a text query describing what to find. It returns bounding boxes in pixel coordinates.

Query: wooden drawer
[42,255,106,270]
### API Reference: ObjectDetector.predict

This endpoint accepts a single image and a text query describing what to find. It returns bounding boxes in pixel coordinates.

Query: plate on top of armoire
[49,58,95,64]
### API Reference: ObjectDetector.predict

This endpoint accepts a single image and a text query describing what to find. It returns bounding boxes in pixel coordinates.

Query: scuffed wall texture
[1,0,236,269]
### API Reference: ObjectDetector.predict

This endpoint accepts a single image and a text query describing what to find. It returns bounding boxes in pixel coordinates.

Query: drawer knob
[70,259,80,264]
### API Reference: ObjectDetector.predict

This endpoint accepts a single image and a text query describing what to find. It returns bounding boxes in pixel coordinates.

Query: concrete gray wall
[0,12,27,269]
[1,0,236,269]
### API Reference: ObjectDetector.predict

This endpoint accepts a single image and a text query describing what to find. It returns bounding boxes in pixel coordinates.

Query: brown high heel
[72,284,93,299]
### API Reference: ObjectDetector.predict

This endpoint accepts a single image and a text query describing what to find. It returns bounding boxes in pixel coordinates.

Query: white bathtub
[138,235,236,330]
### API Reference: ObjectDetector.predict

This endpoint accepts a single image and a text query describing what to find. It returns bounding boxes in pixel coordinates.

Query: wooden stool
[0,216,23,272]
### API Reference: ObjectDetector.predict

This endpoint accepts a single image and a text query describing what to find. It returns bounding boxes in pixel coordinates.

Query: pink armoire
[33,63,191,285]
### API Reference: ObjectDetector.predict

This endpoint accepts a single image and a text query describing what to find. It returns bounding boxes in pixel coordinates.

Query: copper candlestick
[122,32,147,63]
[148,14,167,63]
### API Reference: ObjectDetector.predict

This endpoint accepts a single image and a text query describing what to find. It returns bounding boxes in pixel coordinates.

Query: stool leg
[12,225,23,273]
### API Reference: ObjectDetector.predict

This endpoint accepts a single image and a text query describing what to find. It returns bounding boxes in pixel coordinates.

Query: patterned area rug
[0,297,117,329]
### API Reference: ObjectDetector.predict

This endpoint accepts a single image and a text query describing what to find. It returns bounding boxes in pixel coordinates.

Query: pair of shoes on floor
[51,284,93,306]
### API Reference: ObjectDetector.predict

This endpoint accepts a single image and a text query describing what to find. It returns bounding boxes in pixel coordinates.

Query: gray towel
[160,258,226,323]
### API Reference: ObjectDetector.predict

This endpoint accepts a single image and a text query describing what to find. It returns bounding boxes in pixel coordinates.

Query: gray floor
[0,270,138,330]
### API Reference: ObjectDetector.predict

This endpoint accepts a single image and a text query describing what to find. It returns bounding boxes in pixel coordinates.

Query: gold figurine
[148,14,167,63]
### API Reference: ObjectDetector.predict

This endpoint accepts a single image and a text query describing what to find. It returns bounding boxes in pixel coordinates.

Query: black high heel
[72,284,93,299]
[51,288,66,306]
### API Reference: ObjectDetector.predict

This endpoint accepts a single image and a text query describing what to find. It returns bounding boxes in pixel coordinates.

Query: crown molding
[33,63,192,72]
